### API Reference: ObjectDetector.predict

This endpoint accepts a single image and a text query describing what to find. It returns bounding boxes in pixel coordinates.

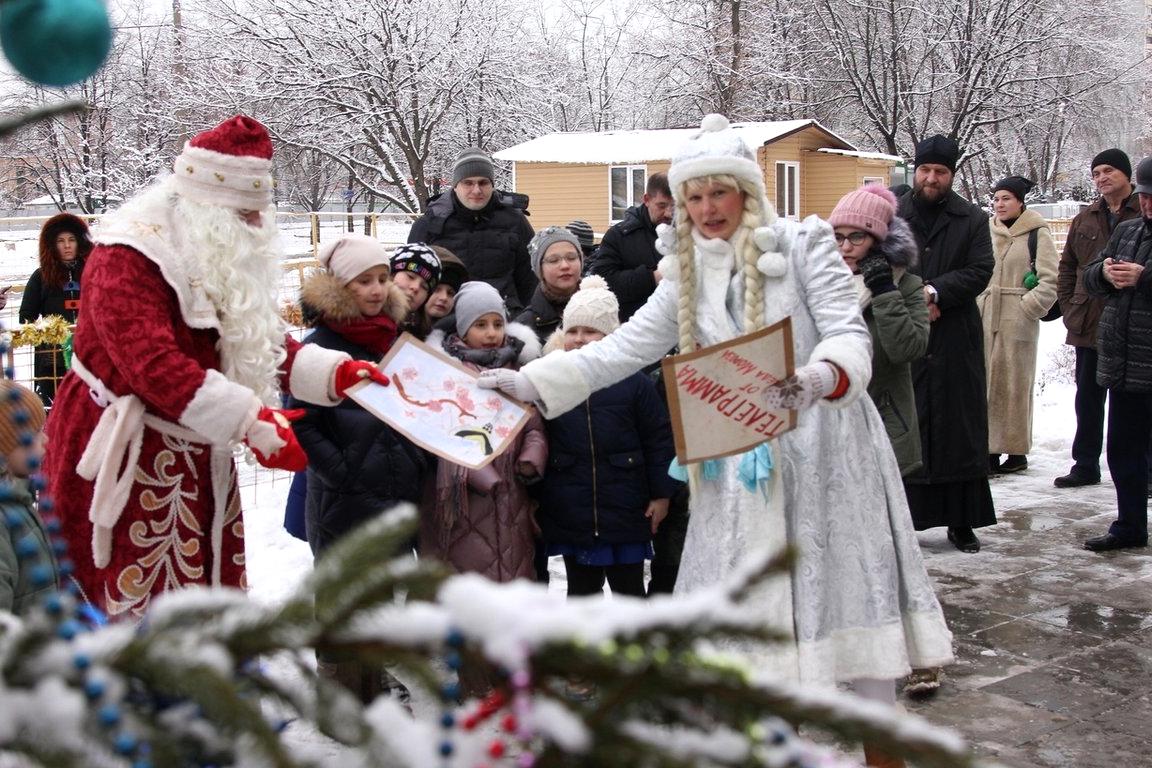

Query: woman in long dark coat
[19,213,90,406]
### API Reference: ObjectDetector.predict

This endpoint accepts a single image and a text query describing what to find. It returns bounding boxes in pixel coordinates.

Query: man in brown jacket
[1055,149,1142,487]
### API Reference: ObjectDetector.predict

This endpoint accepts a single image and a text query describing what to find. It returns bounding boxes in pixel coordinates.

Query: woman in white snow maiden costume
[481,115,952,760]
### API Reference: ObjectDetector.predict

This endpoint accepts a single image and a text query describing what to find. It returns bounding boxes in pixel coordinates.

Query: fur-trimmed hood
[875,216,918,269]
[426,320,543,367]
[299,270,409,326]
[39,212,92,264]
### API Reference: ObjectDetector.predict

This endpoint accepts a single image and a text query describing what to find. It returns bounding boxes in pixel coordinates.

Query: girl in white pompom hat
[480,114,953,744]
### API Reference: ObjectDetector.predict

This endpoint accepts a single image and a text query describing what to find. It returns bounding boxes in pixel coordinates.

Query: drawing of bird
[454,425,494,455]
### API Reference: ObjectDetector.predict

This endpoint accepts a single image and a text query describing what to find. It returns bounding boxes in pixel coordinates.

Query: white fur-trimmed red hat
[173,115,275,210]
[667,114,766,201]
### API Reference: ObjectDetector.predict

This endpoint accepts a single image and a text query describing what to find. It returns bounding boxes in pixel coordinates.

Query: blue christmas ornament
[44,593,64,614]
[84,678,106,699]
[0,0,113,87]
[97,704,121,727]
[15,535,38,558]
[113,732,138,754]
[29,563,52,586]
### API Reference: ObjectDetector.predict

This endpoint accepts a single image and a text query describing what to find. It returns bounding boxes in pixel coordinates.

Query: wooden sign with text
[660,320,796,464]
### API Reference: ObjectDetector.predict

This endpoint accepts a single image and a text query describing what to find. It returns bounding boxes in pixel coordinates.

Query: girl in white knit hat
[480,115,952,765]
[536,276,681,600]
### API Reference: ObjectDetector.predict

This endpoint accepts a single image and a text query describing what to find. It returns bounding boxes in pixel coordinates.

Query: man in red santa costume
[43,115,385,618]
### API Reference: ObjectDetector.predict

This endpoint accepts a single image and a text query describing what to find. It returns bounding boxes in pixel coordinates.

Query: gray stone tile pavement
[903,449,1152,767]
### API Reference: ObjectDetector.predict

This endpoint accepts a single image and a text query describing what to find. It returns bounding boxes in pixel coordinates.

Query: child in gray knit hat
[420,281,547,663]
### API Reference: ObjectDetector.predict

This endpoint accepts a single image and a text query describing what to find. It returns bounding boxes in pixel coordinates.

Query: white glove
[655,222,677,258]
[761,363,840,411]
[244,415,288,457]
[477,369,540,403]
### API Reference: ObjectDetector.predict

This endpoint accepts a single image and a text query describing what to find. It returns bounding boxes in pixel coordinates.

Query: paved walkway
[905,448,1152,768]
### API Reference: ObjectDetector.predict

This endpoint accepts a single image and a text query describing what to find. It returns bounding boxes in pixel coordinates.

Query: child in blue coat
[537,276,680,597]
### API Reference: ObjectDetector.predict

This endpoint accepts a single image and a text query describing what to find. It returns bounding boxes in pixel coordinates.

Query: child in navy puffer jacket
[537,276,681,598]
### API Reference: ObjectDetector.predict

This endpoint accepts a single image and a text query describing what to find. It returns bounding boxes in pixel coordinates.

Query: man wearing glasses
[408,147,536,314]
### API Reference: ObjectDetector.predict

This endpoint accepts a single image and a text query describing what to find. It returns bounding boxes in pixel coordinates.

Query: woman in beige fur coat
[978,176,1059,474]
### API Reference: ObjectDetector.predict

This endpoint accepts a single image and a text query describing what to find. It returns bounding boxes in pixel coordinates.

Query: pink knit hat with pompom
[828,185,897,241]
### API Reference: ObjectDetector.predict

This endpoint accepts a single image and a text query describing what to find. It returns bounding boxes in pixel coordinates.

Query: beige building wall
[800,154,894,219]
[510,128,895,231]
[513,160,671,239]
[757,127,890,219]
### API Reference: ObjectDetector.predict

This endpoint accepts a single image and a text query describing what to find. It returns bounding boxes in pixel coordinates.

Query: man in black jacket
[1054,149,1142,488]
[1080,156,1152,552]
[408,148,536,313]
[591,172,673,321]
[897,135,996,554]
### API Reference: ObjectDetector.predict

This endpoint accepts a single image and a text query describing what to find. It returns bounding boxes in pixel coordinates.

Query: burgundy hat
[174,115,275,210]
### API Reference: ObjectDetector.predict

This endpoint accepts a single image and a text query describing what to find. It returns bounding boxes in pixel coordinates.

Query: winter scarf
[540,281,577,305]
[441,333,525,370]
[326,315,399,357]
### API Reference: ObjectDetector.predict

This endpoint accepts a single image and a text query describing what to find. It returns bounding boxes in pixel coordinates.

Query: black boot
[988,454,1002,475]
[947,526,980,553]
[999,454,1028,473]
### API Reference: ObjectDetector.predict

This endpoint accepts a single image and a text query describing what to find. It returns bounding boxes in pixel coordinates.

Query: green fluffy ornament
[1022,270,1039,290]
[0,0,112,87]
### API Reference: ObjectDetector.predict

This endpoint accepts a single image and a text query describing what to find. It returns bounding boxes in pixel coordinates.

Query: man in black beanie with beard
[896,134,996,553]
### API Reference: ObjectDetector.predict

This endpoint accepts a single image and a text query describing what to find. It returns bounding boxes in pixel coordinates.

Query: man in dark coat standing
[1055,149,1142,488]
[591,172,674,321]
[1079,156,1152,552]
[408,148,536,314]
[897,135,996,553]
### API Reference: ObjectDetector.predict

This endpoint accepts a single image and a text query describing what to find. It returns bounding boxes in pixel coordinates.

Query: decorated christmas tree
[0,491,976,768]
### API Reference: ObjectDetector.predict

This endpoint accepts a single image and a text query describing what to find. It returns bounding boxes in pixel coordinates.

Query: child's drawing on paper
[347,334,530,469]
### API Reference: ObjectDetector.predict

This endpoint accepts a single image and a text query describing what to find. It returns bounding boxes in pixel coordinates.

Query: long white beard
[173,195,285,406]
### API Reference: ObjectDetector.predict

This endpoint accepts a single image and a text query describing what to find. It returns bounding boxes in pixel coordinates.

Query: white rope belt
[70,355,232,584]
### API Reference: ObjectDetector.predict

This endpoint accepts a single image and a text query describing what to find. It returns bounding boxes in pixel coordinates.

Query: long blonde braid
[737,186,766,334]
[674,206,698,355]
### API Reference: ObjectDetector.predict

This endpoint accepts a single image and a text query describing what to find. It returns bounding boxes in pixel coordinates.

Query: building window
[610,165,646,223]
[775,161,799,220]
[862,176,885,186]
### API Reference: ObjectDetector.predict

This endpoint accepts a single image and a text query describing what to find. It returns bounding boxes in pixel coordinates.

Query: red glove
[334,360,390,399]
[244,407,308,472]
